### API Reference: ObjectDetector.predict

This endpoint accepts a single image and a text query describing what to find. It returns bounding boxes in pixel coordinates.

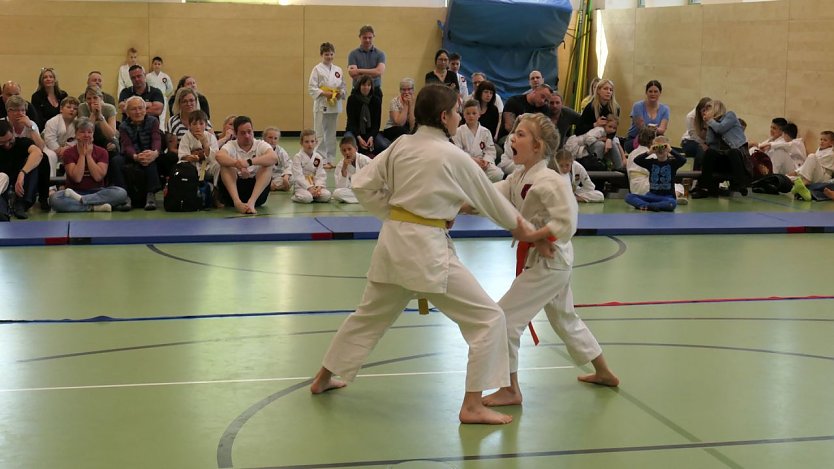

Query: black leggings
[698,148,750,192]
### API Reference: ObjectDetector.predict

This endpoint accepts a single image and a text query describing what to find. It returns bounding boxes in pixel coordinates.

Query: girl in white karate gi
[291,130,331,203]
[310,85,539,425]
[483,113,618,408]
[308,42,346,169]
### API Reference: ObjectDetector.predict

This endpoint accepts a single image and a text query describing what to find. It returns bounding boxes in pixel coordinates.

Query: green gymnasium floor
[1,146,833,468]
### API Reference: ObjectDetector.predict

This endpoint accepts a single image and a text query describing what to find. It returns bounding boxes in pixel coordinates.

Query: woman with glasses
[424,49,459,92]
[31,68,68,129]
[168,87,211,144]
[168,76,211,120]
[382,78,416,142]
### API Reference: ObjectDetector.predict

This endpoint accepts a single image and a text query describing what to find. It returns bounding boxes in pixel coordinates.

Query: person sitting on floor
[119,96,165,210]
[0,119,41,220]
[788,130,834,201]
[452,99,502,182]
[49,118,129,213]
[553,149,604,203]
[624,136,687,212]
[291,129,331,204]
[332,135,372,204]
[214,116,278,214]
[627,126,687,204]
[262,127,292,192]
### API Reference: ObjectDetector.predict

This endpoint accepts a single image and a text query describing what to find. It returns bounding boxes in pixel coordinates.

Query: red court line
[576,295,834,309]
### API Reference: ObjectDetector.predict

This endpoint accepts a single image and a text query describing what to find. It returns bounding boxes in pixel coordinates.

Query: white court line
[0,366,574,393]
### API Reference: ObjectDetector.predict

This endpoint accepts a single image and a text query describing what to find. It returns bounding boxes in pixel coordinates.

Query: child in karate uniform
[452,99,503,182]
[310,85,539,425]
[332,136,372,204]
[483,113,619,408]
[262,127,292,192]
[291,129,331,203]
[553,149,604,203]
[308,42,346,169]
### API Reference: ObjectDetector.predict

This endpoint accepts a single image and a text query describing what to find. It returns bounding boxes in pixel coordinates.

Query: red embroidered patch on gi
[521,183,532,199]
[313,158,321,167]
[335,72,341,78]
[480,142,486,150]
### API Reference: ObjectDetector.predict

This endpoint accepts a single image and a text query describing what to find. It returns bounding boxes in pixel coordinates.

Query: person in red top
[48,118,129,212]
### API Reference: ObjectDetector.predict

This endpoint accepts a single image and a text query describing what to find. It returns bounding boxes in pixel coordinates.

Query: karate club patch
[479,142,486,150]
[313,158,321,167]
[521,184,532,199]
[335,72,341,78]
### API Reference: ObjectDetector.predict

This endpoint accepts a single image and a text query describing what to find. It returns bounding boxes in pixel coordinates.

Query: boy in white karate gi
[308,42,346,169]
[789,130,834,201]
[332,136,372,204]
[452,99,503,182]
[291,129,331,203]
[262,127,292,192]
[483,113,618,408]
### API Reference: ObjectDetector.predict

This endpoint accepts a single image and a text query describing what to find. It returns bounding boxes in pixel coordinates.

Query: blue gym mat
[68,217,332,245]
[1,212,831,247]
[0,221,69,246]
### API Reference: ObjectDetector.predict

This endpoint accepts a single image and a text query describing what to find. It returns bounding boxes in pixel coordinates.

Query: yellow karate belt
[319,86,339,107]
[388,206,449,315]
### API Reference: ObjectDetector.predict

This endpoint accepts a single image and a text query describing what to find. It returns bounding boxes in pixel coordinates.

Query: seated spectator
[214,116,277,214]
[79,86,122,187]
[169,76,211,119]
[119,96,165,210]
[474,80,500,139]
[291,129,331,204]
[0,119,42,220]
[627,127,687,203]
[0,81,39,122]
[424,49,459,91]
[216,114,236,149]
[498,84,551,140]
[624,80,670,153]
[177,110,219,208]
[30,68,68,129]
[681,97,711,170]
[3,95,50,209]
[624,136,687,212]
[564,114,624,171]
[169,87,211,144]
[749,117,789,175]
[117,47,139,99]
[118,65,164,123]
[146,56,174,132]
[579,77,601,111]
[758,122,805,174]
[77,72,117,107]
[382,78,416,142]
[575,78,620,137]
[345,75,384,156]
[49,118,129,213]
[43,96,80,177]
[451,99,502,182]
[261,127,292,192]
[787,130,834,201]
[469,72,503,113]
[548,90,580,149]
[333,135,372,204]
[553,149,603,203]
[691,100,752,198]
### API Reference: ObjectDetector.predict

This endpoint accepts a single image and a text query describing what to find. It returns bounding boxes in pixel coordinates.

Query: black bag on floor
[164,163,201,212]
[751,174,792,194]
[123,163,147,208]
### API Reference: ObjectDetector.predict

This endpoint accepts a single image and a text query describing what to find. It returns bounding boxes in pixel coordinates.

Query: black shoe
[0,211,9,222]
[115,203,132,212]
[718,188,732,197]
[13,200,28,219]
[691,188,710,199]
[40,198,50,211]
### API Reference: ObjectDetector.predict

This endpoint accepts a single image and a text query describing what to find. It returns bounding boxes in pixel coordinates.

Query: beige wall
[1,1,445,132]
[596,0,832,151]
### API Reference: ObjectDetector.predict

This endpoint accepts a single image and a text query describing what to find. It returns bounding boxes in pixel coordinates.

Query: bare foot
[459,404,513,425]
[482,387,522,407]
[233,200,249,214]
[310,368,347,394]
[823,188,834,201]
[244,202,257,214]
[577,372,620,387]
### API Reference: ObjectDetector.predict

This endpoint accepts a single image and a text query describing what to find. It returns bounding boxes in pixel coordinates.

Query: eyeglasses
[400,87,414,91]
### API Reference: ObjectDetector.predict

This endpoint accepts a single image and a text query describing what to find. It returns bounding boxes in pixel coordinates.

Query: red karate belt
[515,235,557,346]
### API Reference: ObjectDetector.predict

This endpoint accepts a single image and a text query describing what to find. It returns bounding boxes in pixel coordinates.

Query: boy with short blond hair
[452,99,502,182]
[291,129,331,203]
[262,126,292,191]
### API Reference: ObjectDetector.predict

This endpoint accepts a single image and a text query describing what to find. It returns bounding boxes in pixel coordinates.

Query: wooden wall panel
[597,8,635,116]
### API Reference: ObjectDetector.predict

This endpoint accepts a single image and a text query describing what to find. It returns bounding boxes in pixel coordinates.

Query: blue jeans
[588,140,624,170]
[625,192,677,211]
[49,186,129,212]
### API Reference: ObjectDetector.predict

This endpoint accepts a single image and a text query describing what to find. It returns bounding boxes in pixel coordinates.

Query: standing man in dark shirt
[0,120,42,220]
[347,25,387,99]
[118,65,164,123]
